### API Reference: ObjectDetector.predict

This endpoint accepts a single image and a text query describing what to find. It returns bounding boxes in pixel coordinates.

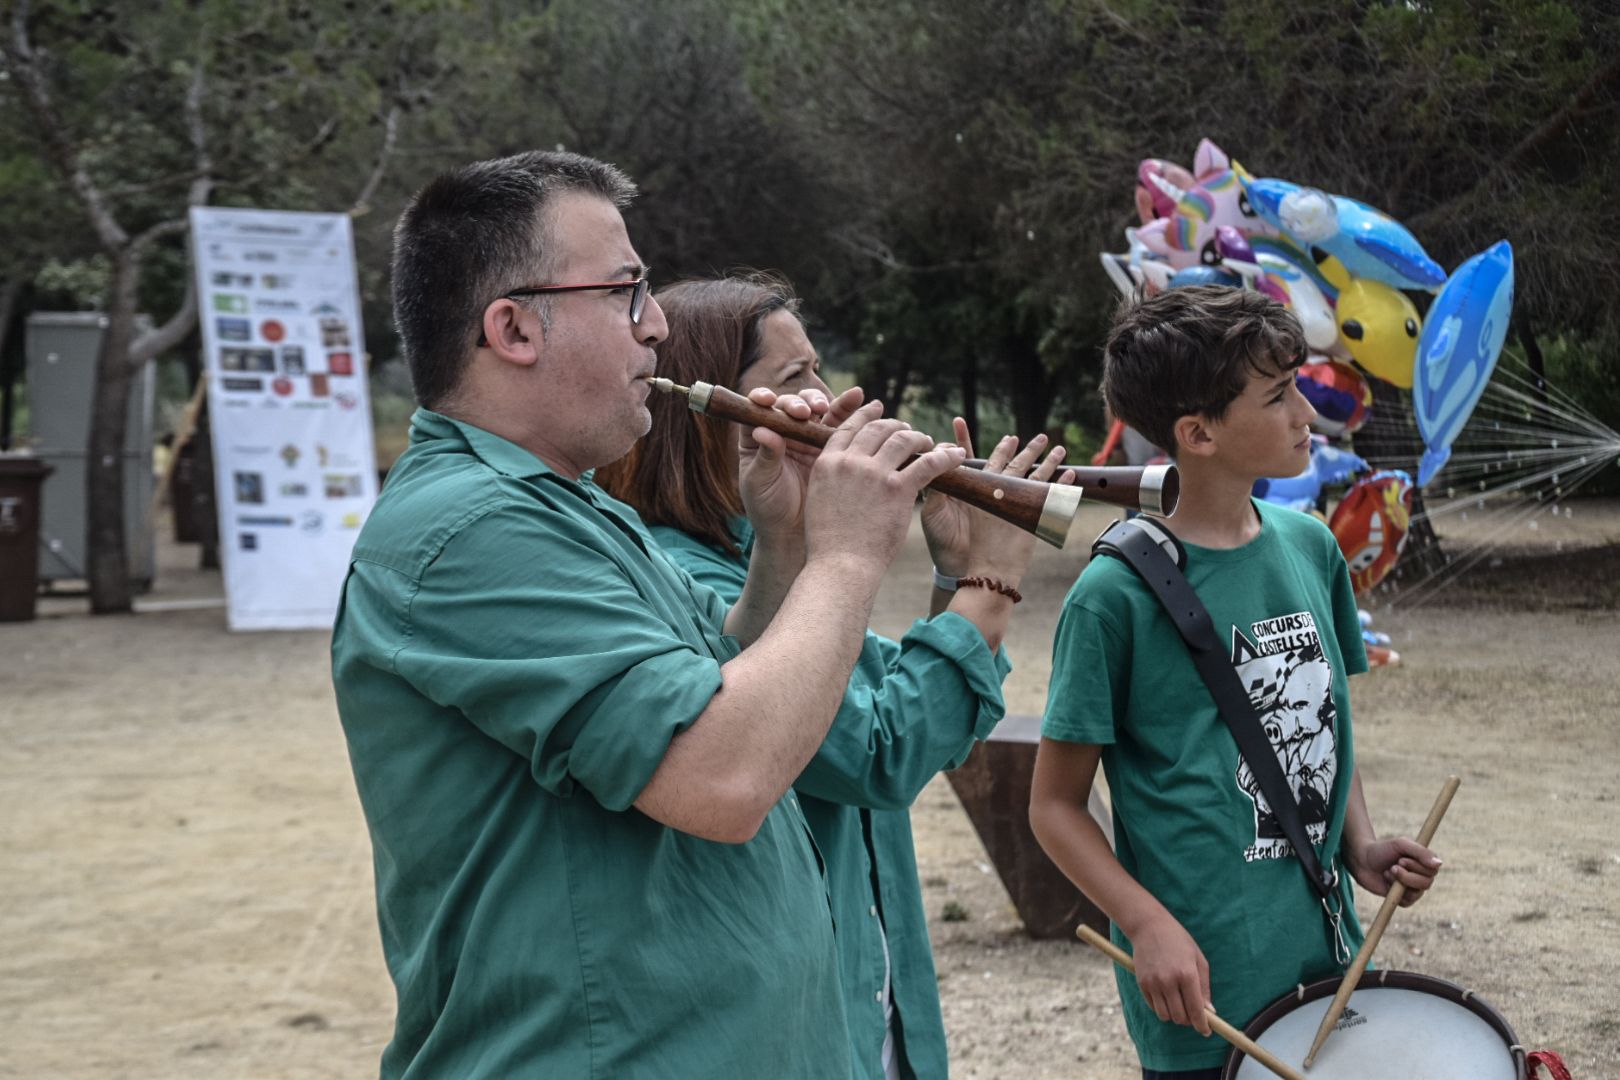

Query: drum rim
[1219,969,1526,1079]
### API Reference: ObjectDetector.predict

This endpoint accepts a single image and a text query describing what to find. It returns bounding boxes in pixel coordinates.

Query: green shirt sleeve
[392,503,726,813]
[1041,570,1131,746]
[792,615,1011,810]
[652,524,1011,811]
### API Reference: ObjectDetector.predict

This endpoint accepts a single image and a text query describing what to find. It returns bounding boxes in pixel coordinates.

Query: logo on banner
[280,444,300,468]
[319,317,351,349]
[221,347,275,373]
[334,391,358,410]
[324,473,364,498]
[261,320,287,343]
[300,511,324,534]
[233,472,265,505]
[272,378,294,397]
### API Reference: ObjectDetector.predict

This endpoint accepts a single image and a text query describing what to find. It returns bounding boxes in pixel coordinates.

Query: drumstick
[1302,775,1461,1069]
[1075,924,1306,1080]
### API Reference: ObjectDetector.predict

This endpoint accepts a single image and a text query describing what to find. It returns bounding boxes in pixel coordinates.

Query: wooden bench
[945,713,1111,939]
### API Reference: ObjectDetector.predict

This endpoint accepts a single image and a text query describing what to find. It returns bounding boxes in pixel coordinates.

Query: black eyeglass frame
[477,272,651,346]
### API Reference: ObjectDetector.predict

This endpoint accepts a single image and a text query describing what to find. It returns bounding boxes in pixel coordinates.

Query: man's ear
[481,298,543,368]
[1173,413,1217,458]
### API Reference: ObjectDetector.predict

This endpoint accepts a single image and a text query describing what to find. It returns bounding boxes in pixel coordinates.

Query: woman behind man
[596,273,1069,1079]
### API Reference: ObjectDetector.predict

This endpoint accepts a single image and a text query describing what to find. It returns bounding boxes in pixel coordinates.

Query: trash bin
[0,455,53,622]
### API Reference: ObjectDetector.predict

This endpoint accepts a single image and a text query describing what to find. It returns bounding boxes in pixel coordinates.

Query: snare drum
[1222,970,1526,1079]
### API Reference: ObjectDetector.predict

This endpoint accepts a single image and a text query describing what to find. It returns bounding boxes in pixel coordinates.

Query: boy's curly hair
[1102,286,1305,455]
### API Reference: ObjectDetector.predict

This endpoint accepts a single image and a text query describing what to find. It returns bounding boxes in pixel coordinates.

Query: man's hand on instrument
[1133,911,1215,1037]
[801,401,965,580]
[739,385,866,547]
[1346,836,1443,907]
[921,418,1075,586]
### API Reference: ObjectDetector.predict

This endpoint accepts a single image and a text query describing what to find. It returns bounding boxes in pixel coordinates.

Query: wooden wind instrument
[647,379,1180,548]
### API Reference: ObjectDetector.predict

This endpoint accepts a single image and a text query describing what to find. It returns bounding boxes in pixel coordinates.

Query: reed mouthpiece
[646,377,686,396]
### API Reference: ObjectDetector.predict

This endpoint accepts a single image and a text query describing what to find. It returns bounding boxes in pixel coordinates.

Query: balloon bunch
[1101,138,1515,602]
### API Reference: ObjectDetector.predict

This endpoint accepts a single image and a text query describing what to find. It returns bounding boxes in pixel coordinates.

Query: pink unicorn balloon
[1136,139,1277,269]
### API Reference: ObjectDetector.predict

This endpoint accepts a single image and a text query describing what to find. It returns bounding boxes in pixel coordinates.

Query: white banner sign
[191,207,378,631]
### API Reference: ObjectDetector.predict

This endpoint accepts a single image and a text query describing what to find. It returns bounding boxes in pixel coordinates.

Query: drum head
[1225,971,1524,1080]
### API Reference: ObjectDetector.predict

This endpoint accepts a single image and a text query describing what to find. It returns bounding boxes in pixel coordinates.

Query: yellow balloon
[1321,257,1420,388]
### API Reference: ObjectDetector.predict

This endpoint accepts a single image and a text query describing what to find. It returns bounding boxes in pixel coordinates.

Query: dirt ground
[3,498,1618,1079]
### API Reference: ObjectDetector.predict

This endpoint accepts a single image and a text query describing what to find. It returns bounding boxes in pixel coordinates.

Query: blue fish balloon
[1412,241,1515,486]
[1242,177,1447,292]
[1254,439,1369,512]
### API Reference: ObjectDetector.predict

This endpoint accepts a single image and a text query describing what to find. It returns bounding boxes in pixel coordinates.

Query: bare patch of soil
[3,502,1616,1078]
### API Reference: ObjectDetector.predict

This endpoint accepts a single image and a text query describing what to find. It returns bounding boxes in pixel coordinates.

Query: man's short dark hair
[391,151,637,409]
[1101,286,1306,454]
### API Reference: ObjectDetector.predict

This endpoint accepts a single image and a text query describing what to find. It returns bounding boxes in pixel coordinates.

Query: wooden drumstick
[1302,775,1461,1068]
[1075,924,1306,1080]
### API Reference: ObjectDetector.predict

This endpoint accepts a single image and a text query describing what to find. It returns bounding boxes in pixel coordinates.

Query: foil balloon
[1215,227,1340,352]
[1168,265,1242,289]
[1297,358,1373,436]
[1412,240,1515,486]
[1358,610,1400,668]
[1320,257,1421,387]
[1241,176,1447,291]
[1100,226,1168,298]
[1261,251,1339,353]
[1330,470,1415,595]
[1253,438,1368,512]
[1137,158,1197,223]
[1137,141,1276,269]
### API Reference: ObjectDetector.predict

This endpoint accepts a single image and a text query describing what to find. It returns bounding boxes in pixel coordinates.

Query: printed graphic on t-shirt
[1229,611,1337,862]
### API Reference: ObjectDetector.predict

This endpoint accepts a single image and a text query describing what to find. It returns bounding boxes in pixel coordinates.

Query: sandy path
[2,503,1616,1078]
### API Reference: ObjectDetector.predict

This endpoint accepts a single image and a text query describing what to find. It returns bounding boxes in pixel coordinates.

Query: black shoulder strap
[1092,517,1337,903]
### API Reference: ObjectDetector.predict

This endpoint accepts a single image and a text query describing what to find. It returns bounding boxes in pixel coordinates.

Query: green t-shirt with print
[1043,500,1369,1072]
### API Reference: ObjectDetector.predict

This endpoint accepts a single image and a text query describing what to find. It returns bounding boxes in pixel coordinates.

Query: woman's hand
[921,417,1074,585]
[738,384,866,547]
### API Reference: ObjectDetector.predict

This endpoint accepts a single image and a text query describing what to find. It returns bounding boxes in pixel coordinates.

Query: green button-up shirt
[332,410,849,1080]
[650,518,1011,1080]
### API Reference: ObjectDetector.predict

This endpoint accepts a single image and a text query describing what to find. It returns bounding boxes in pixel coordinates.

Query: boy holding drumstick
[1029,287,1443,1079]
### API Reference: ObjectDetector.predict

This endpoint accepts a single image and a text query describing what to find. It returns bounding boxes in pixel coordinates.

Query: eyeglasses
[478,270,652,346]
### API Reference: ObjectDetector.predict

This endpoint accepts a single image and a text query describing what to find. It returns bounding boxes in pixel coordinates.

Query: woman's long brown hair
[595,274,801,555]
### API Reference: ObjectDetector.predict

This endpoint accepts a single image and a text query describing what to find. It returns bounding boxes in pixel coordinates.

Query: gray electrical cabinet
[23,312,155,589]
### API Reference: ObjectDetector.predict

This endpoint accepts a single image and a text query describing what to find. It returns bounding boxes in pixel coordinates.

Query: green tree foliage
[4,0,1618,602]
[0,0,452,610]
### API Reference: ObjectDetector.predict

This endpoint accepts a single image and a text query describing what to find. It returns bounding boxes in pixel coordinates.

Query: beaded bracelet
[955,576,1022,604]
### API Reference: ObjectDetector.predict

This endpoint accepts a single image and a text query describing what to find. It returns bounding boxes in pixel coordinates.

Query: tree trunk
[87,254,139,614]
[960,355,979,450]
[192,395,219,570]
[1517,317,1548,412]
[0,279,25,450]
[1006,346,1052,442]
